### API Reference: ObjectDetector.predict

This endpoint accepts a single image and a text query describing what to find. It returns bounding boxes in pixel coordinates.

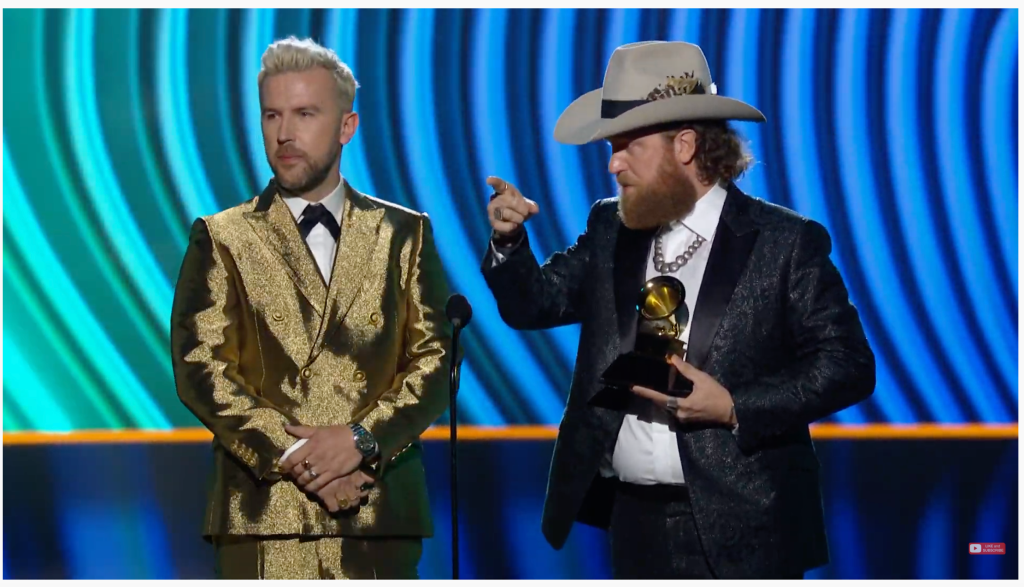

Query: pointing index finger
[486,176,512,194]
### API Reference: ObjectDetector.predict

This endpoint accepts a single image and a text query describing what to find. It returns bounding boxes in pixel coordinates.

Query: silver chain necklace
[653,232,705,274]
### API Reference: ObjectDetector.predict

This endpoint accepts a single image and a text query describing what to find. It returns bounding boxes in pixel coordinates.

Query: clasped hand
[280,424,372,511]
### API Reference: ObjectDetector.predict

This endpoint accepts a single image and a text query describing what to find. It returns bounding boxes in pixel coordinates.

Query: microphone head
[445,294,472,328]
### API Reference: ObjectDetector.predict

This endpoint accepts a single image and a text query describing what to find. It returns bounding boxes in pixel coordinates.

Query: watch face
[356,437,372,452]
[354,431,375,455]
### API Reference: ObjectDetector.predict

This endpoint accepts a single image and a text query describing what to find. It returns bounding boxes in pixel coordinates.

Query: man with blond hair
[171,36,451,579]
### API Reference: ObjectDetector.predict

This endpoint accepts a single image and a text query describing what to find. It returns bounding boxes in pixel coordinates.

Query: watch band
[350,423,379,461]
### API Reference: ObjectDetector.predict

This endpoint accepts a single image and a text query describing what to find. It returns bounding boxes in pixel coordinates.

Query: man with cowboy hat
[481,41,875,579]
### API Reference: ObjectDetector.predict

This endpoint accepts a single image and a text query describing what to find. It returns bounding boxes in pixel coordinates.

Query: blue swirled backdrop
[2,8,1018,431]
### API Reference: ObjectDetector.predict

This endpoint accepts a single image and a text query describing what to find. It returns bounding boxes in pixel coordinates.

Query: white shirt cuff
[489,233,524,267]
[279,438,307,464]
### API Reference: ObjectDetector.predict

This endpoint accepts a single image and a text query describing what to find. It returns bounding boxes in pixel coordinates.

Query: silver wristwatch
[350,423,379,462]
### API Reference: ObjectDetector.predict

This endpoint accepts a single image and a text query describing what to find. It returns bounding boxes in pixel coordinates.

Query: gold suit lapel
[244,187,328,317]
[312,182,386,356]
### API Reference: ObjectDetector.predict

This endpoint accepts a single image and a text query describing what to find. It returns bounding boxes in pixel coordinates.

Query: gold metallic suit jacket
[170,180,451,538]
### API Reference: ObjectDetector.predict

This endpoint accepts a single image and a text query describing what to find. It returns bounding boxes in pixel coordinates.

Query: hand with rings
[302,459,319,483]
[280,424,363,494]
[317,470,376,513]
[629,355,738,427]
[485,176,540,241]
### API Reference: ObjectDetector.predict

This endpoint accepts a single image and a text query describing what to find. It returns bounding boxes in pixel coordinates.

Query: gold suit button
[272,312,284,321]
[369,313,381,325]
[354,371,366,382]
[301,367,312,380]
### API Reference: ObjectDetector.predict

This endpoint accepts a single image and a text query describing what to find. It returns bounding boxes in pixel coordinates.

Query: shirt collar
[668,182,728,240]
[283,174,346,222]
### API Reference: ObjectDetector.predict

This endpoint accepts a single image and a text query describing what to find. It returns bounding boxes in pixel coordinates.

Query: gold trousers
[213,535,423,579]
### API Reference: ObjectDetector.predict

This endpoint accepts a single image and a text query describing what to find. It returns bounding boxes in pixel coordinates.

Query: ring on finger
[666,397,679,412]
[493,207,503,222]
[308,468,318,480]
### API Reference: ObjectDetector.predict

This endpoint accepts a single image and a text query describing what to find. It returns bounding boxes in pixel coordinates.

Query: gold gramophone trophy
[599,275,694,396]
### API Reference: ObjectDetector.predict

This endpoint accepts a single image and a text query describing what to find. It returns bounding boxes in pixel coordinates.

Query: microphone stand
[449,324,464,580]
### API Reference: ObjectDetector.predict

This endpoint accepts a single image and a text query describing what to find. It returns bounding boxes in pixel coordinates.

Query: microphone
[444,293,472,580]
[446,293,473,330]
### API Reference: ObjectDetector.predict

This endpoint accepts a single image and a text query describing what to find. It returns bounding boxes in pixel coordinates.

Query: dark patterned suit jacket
[481,183,875,578]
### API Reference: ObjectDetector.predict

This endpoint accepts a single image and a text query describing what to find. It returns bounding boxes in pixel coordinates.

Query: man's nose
[277,115,296,143]
[608,152,626,175]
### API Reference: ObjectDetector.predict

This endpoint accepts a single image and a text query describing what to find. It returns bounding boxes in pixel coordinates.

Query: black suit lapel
[613,223,656,354]
[686,184,759,370]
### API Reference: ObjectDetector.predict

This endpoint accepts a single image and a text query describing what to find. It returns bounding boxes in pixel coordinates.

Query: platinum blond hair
[258,36,359,113]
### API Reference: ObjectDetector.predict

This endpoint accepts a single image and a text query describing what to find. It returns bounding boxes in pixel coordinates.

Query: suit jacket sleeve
[731,220,875,452]
[171,219,301,481]
[481,201,601,330]
[356,214,452,475]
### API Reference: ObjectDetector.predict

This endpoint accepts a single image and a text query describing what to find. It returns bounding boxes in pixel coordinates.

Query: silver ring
[493,207,503,221]
[666,397,679,412]
[308,468,318,479]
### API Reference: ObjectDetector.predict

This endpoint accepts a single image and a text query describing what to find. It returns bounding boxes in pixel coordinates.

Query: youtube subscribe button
[968,543,1006,555]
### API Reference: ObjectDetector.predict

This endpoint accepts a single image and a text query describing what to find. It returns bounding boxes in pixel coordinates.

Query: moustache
[276,147,306,159]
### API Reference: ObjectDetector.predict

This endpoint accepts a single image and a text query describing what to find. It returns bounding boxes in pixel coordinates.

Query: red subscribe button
[969,543,1005,555]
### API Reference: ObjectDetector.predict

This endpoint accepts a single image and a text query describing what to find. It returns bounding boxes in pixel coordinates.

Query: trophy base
[598,351,694,397]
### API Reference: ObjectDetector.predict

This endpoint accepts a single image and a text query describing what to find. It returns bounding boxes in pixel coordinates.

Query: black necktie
[297,204,340,240]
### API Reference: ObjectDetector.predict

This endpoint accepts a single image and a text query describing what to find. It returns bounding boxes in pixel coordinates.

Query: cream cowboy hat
[554,41,766,145]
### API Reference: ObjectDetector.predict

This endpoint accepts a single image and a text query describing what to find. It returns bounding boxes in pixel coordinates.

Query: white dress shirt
[279,174,345,463]
[605,183,728,485]
[282,176,346,283]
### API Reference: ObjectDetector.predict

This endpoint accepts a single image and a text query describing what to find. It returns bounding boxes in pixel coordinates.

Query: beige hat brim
[553,88,767,145]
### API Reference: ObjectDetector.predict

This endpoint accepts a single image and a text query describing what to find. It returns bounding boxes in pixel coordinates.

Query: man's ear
[674,129,697,166]
[340,111,360,145]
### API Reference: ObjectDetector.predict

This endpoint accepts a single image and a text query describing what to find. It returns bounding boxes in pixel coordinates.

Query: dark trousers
[608,482,804,580]
[609,483,716,579]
